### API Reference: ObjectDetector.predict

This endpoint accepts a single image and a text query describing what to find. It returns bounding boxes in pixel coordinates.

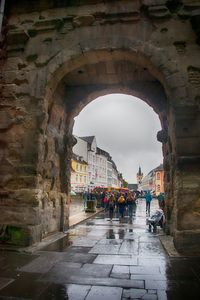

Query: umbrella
[70,190,76,196]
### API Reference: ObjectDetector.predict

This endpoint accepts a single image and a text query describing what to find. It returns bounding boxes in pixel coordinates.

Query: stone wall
[0,0,199,253]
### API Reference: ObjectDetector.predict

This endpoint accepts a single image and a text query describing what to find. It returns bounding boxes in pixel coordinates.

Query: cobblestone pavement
[0,199,200,299]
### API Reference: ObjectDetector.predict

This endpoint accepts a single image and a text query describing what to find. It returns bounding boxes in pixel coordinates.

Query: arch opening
[42,50,173,245]
[71,93,163,196]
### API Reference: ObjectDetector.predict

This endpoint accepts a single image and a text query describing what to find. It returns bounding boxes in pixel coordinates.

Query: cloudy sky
[73,94,163,183]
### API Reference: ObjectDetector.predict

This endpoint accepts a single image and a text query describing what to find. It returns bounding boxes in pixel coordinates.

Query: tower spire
[137,166,143,185]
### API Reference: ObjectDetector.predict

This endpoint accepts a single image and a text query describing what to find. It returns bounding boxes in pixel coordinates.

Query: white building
[72,135,123,190]
[73,136,88,162]
[96,147,108,187]
[107,160,113,187]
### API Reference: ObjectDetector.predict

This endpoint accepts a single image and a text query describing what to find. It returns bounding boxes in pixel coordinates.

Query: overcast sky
[73,94,163,183]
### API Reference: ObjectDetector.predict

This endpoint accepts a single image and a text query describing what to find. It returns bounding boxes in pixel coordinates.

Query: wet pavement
[0,199,200,299]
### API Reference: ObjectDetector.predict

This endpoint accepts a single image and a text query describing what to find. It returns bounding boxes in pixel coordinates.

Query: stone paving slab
[40,262,113,282]
[119,240,139,255]
[87,229,108,237]
[40,275,145,289]
[72,237,99,247]
[131,274,167,281]
[93,254,138,266]
[81,263,112,277]
[112,265,130,274]
[19,254,61,274]
[145,280,174,290]
[130,265,161,275]
[86,286,122,300]
[60,252,97,264]
[110,273,130,279]
[138,242,166,257]
[89,243,121,254]
[138,257,167,267]
[97,238,123,245]
[123,288,147,299]
[66,284,91,300]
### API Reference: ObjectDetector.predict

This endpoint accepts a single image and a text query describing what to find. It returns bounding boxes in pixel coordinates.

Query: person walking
[127,192,137,218]
[145,191,152,215]
[118,193,126,220]
[127,192,134,219]
[103,193,108,211]
[157,193,165,210]
[83,190,88,210]
[108,193,115,221]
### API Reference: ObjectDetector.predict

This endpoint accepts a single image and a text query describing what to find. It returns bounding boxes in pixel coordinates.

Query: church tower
[137,166,143,185]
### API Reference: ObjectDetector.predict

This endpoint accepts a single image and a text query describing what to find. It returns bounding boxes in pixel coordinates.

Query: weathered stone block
[7,30,29,45]
[0,111,14,130]
[148,5,171,18]
[73,15,95,27]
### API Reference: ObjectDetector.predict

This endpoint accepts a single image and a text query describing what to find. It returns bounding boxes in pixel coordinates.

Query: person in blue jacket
[145,191,152,215]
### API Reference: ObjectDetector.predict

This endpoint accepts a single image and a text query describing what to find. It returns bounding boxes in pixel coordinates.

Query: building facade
[154,165,164,196]
[73,135,123,190]
[139,164,164,195]
[71,154,88,193]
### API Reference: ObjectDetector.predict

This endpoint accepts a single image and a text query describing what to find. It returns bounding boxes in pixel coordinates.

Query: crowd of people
[82,189,165,220]
[83,190,138,221]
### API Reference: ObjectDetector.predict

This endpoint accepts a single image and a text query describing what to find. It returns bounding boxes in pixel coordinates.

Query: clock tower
[137,166,143,185]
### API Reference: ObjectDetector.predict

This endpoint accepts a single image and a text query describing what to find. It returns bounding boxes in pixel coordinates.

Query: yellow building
[154,164,164,196]
[71,154,88,193]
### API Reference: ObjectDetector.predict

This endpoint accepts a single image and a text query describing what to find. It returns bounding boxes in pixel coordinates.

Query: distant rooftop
[80,136,95,144]
[147,163,163,176]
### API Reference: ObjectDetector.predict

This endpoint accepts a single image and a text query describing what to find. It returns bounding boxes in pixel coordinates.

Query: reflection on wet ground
[0,199,200,299]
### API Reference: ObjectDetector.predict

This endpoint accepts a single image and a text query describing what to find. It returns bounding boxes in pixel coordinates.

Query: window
[76,164,78,171]
[76,175,78,182]
[80,175,82,182]
[157,184,160,192]
[80,165,82,171]
[84,166,86,172]
[157,172,160,180]
[84,176,86,183]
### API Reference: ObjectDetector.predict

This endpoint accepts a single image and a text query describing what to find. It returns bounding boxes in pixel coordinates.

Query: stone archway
[1,1,200,254]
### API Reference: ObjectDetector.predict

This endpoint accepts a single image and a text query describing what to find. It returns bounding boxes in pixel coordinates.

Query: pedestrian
[118,193,126,220]
[145,191,152,215]
[108,193,115,220]
[127,192,137,218]
[157,193,165,210]
[132,192,137,216]
[100,191,105,208]
[83,190,88,210]
[103,194,108,211]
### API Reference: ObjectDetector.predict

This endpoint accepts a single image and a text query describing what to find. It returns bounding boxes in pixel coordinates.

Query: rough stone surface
[0,0,200,253]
